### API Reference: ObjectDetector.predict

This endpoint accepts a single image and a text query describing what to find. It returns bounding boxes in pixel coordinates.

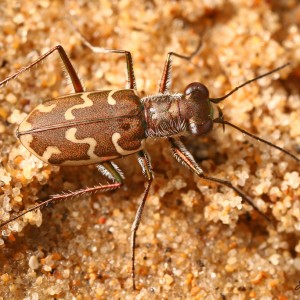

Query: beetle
[0,35,299,290]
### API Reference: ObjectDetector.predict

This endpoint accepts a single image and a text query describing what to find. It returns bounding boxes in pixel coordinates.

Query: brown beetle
[0,36,298,290]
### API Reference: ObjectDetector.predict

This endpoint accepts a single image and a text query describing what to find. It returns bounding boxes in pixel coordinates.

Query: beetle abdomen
[17,90,146,165]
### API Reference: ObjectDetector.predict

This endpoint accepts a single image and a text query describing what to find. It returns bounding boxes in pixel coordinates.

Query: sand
[0,1,300,299]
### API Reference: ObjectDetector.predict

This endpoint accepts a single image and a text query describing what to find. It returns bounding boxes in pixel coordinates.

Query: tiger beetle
[0,34,299,290]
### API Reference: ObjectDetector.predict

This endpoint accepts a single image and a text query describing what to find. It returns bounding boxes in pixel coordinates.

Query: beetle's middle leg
[131,150,153,290]
[70,25,136,90]
[0,162,124,229]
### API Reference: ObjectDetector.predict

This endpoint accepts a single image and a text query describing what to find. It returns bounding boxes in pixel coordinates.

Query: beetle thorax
[142,93,187,138]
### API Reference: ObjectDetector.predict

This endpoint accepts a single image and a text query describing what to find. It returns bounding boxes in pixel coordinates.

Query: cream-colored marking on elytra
[36,103,57,113]
[18,119,33,132]
[64,92,93,120]
[19,134,33,151]
[61,155,119,166]
[112,132,142,155]
[65,127,99,160]
[107,90,117,105]
[42,146,61,162]
[132,89,139,97]
[19,134,58,164]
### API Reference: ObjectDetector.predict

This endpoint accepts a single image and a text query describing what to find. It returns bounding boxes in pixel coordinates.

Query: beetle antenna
[214,118,300,163]
[209,63,290,104]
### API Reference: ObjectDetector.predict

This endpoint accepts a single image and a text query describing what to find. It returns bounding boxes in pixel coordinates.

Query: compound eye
[184,82,209,100]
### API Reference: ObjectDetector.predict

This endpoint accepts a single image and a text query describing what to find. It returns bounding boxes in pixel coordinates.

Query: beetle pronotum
[0,35,299,289]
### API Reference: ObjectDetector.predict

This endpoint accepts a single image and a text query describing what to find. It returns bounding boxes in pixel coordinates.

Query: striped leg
[0,162,124,229]
[131,150,153,290]
[0,45,84,93]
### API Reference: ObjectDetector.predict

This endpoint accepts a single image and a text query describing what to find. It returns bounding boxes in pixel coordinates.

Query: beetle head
[183,82,214,136]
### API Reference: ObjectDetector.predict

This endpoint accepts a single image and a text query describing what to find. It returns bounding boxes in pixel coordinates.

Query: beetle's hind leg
[0,45,84,93]
[0,162,123,229]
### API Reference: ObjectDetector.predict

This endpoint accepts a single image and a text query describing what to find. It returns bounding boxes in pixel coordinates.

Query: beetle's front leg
[159,40,203,93]
[131,150,153,290]
[169,137,269,221]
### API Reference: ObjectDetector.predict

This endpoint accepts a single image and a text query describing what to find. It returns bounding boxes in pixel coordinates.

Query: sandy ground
[0,1,300,299]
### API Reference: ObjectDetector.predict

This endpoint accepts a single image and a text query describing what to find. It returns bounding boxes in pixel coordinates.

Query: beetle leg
[0,45,84,93]
[159,39,203,93]
[169,137,270,221]
[0,162,123,229]
[131,150,153,290]
[97,162,125,182]
[70,27,136,90]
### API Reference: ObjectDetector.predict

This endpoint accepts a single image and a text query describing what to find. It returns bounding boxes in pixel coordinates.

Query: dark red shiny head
[181,82,214,135]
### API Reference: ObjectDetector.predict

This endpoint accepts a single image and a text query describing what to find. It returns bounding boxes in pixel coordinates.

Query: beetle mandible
[0,35,299,290]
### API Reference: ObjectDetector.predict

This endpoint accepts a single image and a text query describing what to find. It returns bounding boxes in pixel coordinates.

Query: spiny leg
[169,137,270,221]
[160,44,271,221]
[0,162,123,229]
[159,39,202,93]
[69,23,136,90]
[97,161,125,183]
[131,150,153,290]
[0,45,83,93]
